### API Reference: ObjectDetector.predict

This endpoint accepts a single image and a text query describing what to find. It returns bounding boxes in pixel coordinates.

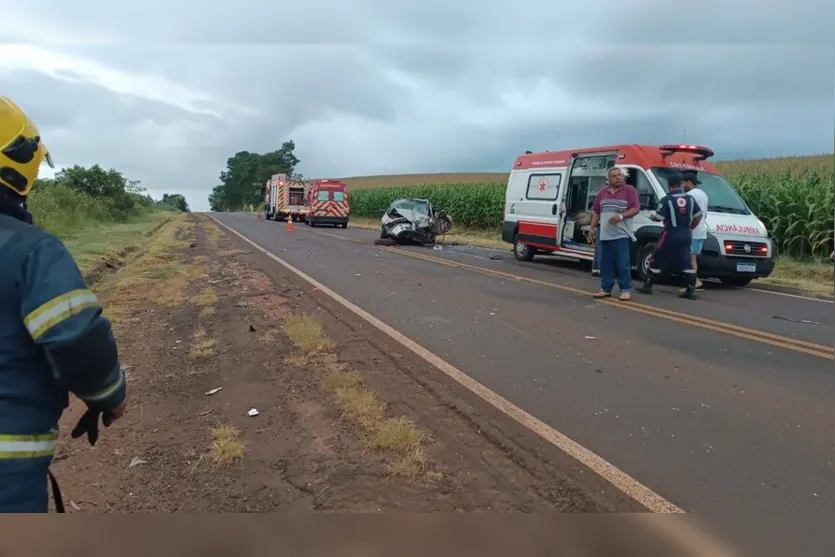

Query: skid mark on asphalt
[307,227,834,361]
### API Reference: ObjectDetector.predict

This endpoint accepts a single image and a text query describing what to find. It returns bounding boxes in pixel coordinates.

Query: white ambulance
[500,144,776,287]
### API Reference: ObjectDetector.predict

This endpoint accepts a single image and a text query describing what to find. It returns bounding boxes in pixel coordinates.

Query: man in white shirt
[682,172,708,291]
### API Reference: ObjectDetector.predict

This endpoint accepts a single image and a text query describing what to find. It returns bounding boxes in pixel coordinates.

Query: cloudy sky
[2,1,833,212]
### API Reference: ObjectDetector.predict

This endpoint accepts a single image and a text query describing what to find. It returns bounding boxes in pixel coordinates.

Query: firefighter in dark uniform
[637,172,703,299]
[0,96,128,512]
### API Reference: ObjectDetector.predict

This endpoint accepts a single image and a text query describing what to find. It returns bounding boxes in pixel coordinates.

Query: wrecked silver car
[378,198,453,245]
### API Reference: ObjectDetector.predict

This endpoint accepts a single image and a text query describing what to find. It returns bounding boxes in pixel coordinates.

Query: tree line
[33,164,190,215]
[208,140,300,212]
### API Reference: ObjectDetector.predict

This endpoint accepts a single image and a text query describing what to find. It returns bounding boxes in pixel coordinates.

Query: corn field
[349,156,833,259]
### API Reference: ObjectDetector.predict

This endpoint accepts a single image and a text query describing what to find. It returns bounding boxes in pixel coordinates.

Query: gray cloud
[2,2,833,211]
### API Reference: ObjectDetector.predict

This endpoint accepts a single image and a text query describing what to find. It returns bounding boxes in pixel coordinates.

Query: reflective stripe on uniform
[0,432,58,459]
[23,289,100,340]
[80,368,125,402]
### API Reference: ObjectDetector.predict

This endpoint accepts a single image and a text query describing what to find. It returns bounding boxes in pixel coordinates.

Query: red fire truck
[264,173,309,222]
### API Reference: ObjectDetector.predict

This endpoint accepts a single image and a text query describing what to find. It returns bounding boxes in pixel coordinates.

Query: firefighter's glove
[71,407,115,447]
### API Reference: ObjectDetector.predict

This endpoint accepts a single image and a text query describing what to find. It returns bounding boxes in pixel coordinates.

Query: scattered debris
[129,457,148,468]
[772,315,820,325]
[69,500,82,511]
[489,254,503,260]
[198,409,213,416]
[585,335,599,340]
[433,245,443,250]
[249,324,256,332]
[205,387,223,396]
[247,408,260,417]
[235,300,249,308]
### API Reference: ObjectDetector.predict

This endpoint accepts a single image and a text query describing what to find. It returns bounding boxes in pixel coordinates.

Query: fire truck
[264,173,310,222]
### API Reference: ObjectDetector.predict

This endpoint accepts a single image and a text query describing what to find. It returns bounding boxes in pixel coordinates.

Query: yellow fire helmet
[0,96,54,197]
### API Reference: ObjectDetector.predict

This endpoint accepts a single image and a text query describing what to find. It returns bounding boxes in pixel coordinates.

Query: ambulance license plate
[736,262,756,273]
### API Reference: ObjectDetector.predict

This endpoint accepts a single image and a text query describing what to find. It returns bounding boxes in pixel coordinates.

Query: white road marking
[211,214,738,556]
[746,287,833,304]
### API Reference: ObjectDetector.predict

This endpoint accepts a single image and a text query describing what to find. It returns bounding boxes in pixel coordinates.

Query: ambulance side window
[526,173,561,201]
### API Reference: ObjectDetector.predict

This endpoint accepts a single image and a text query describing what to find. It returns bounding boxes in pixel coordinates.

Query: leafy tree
[208,141,300,211]
[161,193,190,212]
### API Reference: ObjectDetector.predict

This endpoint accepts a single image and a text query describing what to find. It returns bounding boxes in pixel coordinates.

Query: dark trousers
[0,458,51,512]
[600,238,632,293]
[648,230,694,280]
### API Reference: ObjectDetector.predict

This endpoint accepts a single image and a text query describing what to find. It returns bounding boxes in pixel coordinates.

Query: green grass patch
[62,212,173,276]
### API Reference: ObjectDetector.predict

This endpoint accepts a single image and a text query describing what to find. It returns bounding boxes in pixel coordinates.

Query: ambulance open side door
[560,151,619,244]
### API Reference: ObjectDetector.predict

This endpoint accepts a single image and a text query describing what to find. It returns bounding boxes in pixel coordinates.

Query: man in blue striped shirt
[637,173,703,299]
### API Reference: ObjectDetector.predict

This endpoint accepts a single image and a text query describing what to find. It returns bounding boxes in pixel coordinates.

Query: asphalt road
[214,213,834,553]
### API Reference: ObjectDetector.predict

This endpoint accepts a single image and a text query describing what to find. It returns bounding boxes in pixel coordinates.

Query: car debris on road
[376,198,453,246]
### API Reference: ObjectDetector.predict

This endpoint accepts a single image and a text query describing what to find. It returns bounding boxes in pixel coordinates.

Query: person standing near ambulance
[637,172,703,299]
[0,96,128,512]
[682,171,708,291]
[589,166,640,300]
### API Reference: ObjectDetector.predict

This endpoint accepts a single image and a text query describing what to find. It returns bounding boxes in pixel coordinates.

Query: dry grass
[201,219,224,244]
[192,287,218,307]
[99,215,205,326]
[209,425,245,465]
[761,257,834,297]
[322,371,426,477]
[374,417,426,478]
[189,328,216,359]
[285,314,337,354]
[322,371,363,393]
[335,386,386,429]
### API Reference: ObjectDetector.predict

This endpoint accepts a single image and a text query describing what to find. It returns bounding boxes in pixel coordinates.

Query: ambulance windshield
[651,168,750,215]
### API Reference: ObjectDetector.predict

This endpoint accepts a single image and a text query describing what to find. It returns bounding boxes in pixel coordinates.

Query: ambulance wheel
[340,223,348,229]
[721,277,752,288]
[637,242,657,282]
[513,234,536,262]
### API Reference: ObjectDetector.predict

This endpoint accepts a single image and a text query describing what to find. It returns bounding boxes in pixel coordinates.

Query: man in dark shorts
[637,172,703,299]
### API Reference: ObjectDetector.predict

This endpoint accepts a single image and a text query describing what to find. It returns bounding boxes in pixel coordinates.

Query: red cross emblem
[538,178,548,193]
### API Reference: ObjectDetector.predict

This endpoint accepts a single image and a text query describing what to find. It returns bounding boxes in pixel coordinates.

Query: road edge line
[210,214,738,557]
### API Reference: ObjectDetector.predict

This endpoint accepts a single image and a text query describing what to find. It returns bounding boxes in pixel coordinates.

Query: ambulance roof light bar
[659,144,715,162]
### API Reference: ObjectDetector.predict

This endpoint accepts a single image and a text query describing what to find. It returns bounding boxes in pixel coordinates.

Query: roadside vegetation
[285,312,427,478]
[27,164,190,277]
